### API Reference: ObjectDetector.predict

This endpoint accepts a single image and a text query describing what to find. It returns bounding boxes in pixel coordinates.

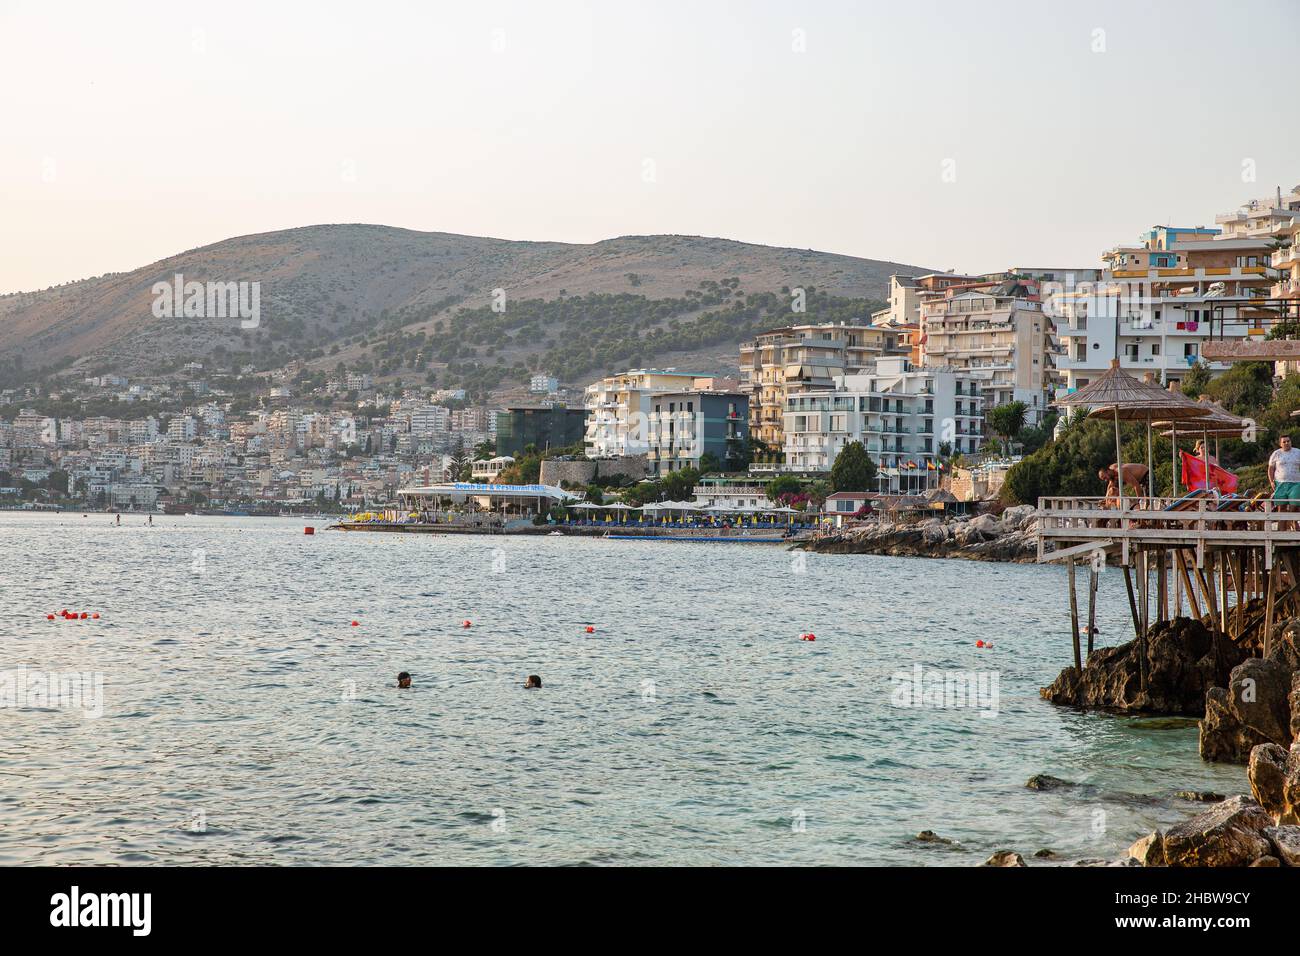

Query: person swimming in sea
[524,675,542,689]
[397,672,412,689]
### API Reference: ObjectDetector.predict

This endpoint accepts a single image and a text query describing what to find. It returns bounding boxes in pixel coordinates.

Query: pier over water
[1036,494,1300,680]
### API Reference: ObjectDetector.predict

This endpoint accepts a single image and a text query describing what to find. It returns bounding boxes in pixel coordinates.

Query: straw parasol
[1055,360,1210,504]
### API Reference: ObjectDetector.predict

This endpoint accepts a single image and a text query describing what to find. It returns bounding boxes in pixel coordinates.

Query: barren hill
[0,224,928,397]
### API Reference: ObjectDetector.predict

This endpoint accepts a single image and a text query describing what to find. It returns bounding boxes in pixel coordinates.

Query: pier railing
[1036,495,1300,566]
[1037,494,1300,670]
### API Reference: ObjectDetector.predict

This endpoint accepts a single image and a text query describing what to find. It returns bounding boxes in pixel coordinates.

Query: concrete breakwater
[802,505,1039,563]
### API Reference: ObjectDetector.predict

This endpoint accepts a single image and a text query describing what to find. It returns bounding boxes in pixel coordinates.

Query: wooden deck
[1035,495,1299,671]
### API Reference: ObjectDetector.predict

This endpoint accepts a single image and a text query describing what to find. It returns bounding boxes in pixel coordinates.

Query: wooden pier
[1036,495,1300,680]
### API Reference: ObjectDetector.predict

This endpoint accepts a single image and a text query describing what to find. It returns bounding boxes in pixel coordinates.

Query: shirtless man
[1098,462,1149,501]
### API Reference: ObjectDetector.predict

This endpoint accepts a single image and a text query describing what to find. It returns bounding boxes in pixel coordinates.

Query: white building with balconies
[583,369,703,458]
[781,357,983,491]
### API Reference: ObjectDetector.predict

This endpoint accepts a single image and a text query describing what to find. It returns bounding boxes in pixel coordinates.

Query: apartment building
[646,390,748,475]
[1215,185,1300,240]
[496,405,585,456]
[583,369,703,458]
[781,357,983,491]
[1053,224,1276,393]
[919,277,1053,424]
[1216,186,1300,302]
[738,322,910,452]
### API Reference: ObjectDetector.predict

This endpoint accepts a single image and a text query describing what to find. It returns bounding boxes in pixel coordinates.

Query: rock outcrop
[982,850,1026,867]
[1160,795,1274,867]
[1040,617,1246,714]
[1199,659,1296,762]
[806,512,1038,563]
[1127,832,1165,866]
[1198,622,1300,763]
[1247,742,1300,825]
[1265,825,1300,865]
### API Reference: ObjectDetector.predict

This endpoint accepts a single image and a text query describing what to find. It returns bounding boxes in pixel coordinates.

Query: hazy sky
[2,0,1297,293]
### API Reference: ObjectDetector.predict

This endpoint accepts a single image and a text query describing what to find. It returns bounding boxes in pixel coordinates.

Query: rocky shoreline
[1023,617,1300,866]
[802,504,1039,563]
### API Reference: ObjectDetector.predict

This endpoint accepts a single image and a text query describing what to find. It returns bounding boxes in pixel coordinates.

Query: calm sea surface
[0,512,1244,866]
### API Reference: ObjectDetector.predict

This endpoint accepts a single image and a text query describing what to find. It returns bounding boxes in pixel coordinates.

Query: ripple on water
[0,514,1247,865]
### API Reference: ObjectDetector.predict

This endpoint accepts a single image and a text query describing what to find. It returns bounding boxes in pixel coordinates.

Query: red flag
[1180,450,1237,494]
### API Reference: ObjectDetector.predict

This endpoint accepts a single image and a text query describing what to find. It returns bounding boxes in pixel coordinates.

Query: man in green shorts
[1268,434,1300,510]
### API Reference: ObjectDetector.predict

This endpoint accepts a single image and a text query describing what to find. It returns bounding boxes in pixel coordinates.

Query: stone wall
[540,455,649,488]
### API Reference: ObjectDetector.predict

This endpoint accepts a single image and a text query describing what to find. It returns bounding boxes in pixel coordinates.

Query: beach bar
[1037,362,1296,687]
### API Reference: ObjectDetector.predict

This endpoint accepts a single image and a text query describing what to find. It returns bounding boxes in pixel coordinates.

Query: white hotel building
[1050,224,1277,394]
[583,369,718,458]
[781,357,983,491]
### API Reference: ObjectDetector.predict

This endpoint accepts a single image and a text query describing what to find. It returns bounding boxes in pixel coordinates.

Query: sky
[1,0,1298,293]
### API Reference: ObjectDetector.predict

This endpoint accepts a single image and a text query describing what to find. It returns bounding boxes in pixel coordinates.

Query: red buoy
[80,612,88,619]
[976,640,985,648]
[304,527,315,535]
[92,613,100,619]
[462,620,472,628]
[351,620,359,627]
[47,614,55,620]
[585,625,595,633]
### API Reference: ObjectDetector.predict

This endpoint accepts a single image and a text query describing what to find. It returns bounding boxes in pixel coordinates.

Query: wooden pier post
[1157,549,1168,623]
[1218,552,1229,634]
[1068,559,1082,674]
[1264,558,1277,658]
[1087,564,1098,657]
[1123,563,1140,639]
[1138,550,1150,692]
[1175,550,1202,621]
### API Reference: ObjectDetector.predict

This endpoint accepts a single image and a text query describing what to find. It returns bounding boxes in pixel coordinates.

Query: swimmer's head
[524,675,542,689]
[397,672,412,689]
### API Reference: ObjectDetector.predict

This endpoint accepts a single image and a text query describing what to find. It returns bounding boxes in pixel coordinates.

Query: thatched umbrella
[1055,360,1210,506]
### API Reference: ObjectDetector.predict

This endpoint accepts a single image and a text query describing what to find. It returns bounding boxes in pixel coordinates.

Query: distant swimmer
[115,513,121,526]
[524,675,542,689]
[147,515,153,526]
[397,672,412,689]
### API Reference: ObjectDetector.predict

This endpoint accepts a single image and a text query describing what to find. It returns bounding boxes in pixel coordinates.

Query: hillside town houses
[5,179,1298,509]
[0,369,503,512]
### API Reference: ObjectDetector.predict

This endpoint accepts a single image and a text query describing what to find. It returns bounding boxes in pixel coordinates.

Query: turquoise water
[0,513,1245,865]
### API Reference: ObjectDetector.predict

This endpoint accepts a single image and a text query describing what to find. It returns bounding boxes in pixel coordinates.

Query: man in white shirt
[1268,435,1300,508]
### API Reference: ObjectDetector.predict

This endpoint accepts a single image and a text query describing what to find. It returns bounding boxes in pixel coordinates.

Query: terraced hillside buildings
[917,276,1055,425]
[738,323,911,452]
[1052,209,1285,394]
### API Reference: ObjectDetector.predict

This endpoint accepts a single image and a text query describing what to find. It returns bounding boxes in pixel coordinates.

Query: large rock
[1199,658,1295,763]
[1161,795,1274,867]
[982,850,1026,867]
[1292,674,1300,744]
[919,519,948,546]
[1002,504,1037,529]
[1268,619,1300,674]
[1128,831,1165,866]
[1041,617,1247,714]
[1265,825,1300,865]
[967,513,1003,539]
[1247,742,1300,825]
